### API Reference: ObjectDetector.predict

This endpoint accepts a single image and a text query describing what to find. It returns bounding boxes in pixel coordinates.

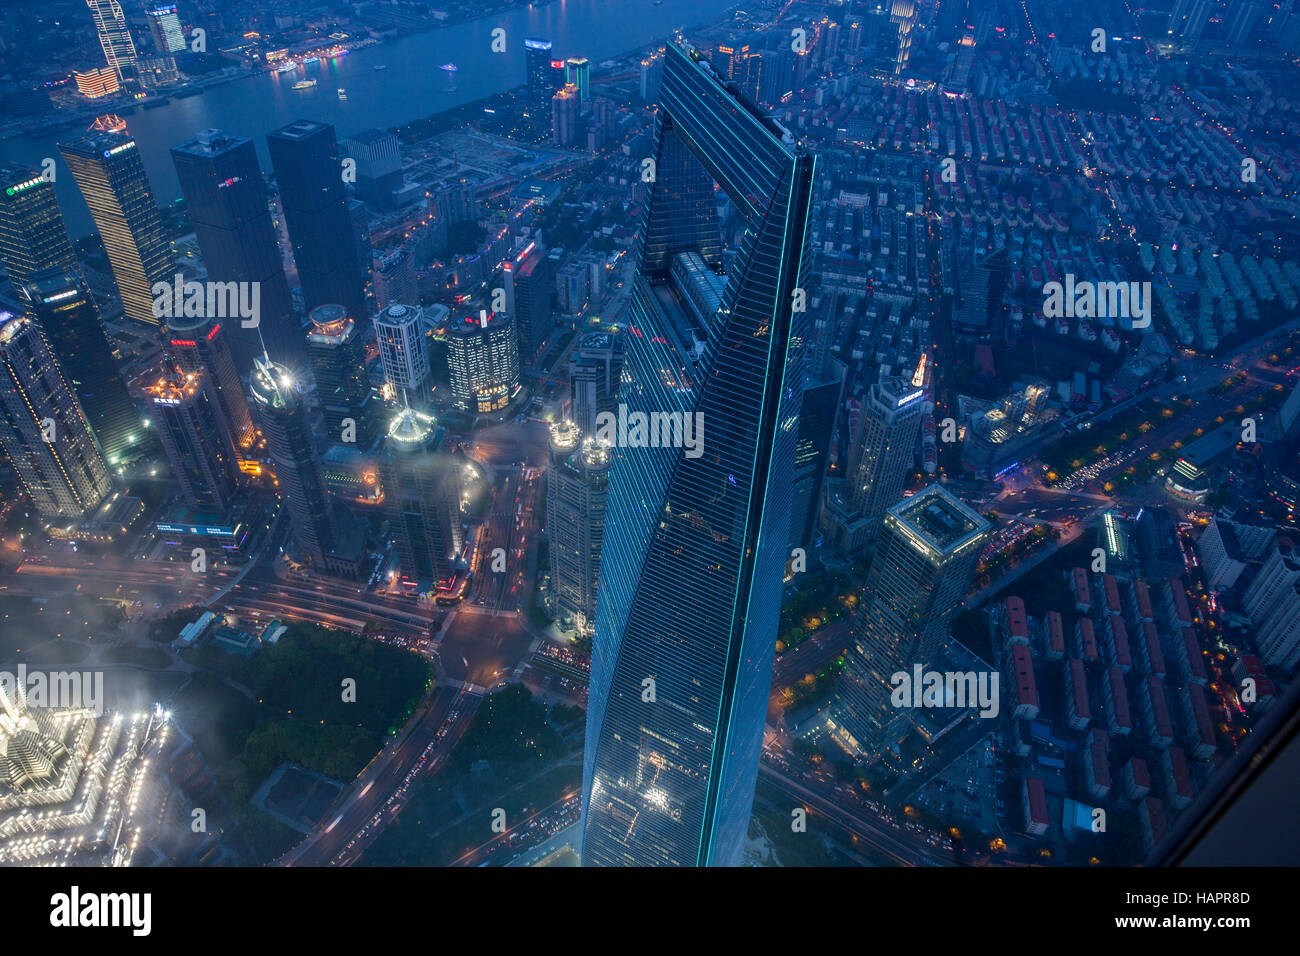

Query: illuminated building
[171,129,295,366]
[844,371,926,530]
[0,688,175,866]
[73,67,120,99]
[166,314,256,459]
[307,304,381,450]
[249,356,339,572]
[378,406,462,590]
[552,83,582,148]
[523,38,565,137]
[0,312,111,520]
[59,131,172,328]
[581,41,817,867]
[137,363,239,511]
[827,485,991,762]
[86,0,138,82]
[147,4,186,53]
[266,120,367,320]
[0,163,80,294]
[20,268,143,467]
[373,303,431,407]
[546,422,610,636]
[446,311,519,414]
[565,57,591,102]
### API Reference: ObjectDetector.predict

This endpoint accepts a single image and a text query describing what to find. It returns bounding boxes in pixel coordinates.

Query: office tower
[0,312,112,520]
[566,57,591,103]
[956,246,1009,331]
[547,421,611,636]
[758,46,795,105]
[147,4,186,53]
[862,2,902,77]
[307,303,380,450]
[171,128,296,367]
[844,371,925,525]
[378,406,462,588]
[249,356,337,569]
[434,179,478,226]
[266,120,367,320]
[569,331,623,435]
[59,131,173,328]
[828,485,991,760]
[0,164,79,290]
[137,363,238,511]
[345,129,403,209]
[20,268,141,468]
[446,311,519,414]
[552,84,583,148]
[373,303,430,406]
[372,248,416,313]
[581,41,817,868]
[503,243,556,360]
[890,0,918,74]
[789,363,844,551]
[165,314,256,459]
[639,51,664,103]
[72,68,120,98]
[1228,0,1264,45]
[524,38,563,136]
[86,0,138,82]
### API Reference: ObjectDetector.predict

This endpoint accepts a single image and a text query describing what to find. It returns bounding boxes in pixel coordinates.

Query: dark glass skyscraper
[136,363,239,511]
[0,311,112,520]
[171,129,295,368]
[266,120,367,321]
[20,268,143,467]
[0,164,79,290]
[580,41,817,867]
[378,407,462,589]
[307,304,381,450]
[59,131,172,328]
[166,314,256,460]
[524,38,563,137]
[827,484,990,761]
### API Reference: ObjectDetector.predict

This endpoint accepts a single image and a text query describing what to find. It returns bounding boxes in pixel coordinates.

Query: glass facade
[580,41,817,867]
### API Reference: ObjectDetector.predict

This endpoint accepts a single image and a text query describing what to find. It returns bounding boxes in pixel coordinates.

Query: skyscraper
[568,331,623,435]
[552,83,583,148]
[789,363,843,551]
[86,0,138,83]
[59,131,173,328]
[171,129,295,367]
[307,303,381,450]
[503,242,555,361]
[20,268,142,468]
[524,38,564,137]
[844,371,926,528]
[0,163,79,290]
[373,303,430,407]
[0,311,112,520]
[565,57,591,103]
[147,4,186,54]
[249,356,337,571]
[378,406,462,589]
[344,129,404,209]
[266,120,367,320]
[165,314,256,460]
[581,41,817,867]
[546,421,611,637]
[446,311,519,414]
[827,484,990,761]
[136,363,239,511]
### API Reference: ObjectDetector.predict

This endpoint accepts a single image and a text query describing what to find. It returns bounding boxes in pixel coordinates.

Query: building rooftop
[889,484,989,555]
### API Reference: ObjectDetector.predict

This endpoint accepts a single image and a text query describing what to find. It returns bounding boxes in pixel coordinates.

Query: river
[0,0,738,237]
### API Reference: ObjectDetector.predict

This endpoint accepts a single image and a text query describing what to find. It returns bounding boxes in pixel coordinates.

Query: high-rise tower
[568,332,623,435]
[86,0,138,83]
[0,312,112,520]
[581,41,817,867]
[20,268,143,468]
[844,371,926,529]
[166,315,256,460]
[378,406,462,589]
[547,421,611,636]
[266,120,367,320]
[827,484,990,760]
[307,304,381,450]
[59,131,172,328]
[171,129,295,367]
[0,163,79,290]
[137,363,239,511]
